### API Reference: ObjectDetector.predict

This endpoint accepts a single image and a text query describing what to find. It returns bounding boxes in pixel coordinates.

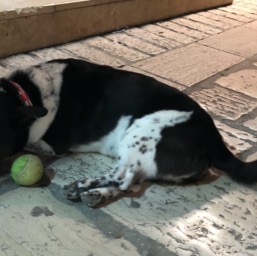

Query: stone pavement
[1,0,257,255]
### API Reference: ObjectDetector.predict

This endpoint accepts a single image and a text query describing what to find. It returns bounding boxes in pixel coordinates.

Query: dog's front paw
[63,181,83,202]
[80,190,103,207]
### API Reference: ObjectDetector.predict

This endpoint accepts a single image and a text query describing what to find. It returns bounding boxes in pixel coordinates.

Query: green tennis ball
[11,154,43,186]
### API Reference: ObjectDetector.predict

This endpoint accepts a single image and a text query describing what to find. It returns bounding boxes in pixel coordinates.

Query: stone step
[0,0,233,58]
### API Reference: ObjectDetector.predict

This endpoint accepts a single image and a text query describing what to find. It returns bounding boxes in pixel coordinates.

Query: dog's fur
[1,58,257,206]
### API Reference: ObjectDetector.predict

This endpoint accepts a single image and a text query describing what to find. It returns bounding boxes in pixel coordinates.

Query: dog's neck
[0,77,36,107]
[9,81,33,106]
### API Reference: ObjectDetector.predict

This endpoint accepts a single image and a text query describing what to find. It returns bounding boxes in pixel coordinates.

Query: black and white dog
[1,58,257,206]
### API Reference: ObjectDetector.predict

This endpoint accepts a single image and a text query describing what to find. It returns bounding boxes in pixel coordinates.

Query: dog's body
[1,58,257,206]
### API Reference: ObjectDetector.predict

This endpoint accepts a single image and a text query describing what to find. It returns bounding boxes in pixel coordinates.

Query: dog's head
[0,78,48,159]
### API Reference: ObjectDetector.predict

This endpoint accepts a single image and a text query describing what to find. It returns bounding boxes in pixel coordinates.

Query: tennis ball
[11,154,43,186]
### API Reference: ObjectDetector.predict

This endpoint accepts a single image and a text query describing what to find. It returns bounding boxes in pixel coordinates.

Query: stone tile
[51,153,115,186]
[216,120,257,143]
[50,153,257,256]
[121,66,185,91]
[133,44,243,86]
[186,13,233,30]
[216,69,257,99]
[219,6,257,20]
[1,54,42,69]
[126,28,181,50]
[244,117,257,131]
[197,11,243,27]
[103,178,257,256]
[190,86,257,120]
[172,17,222,35]
[246,3,257,10]
[86,37,149,62]
[245,20,257,30]
[236,2,257,11]
[58,42,125,67]
[199,26,257,58]
[230,5,257,18]
[32,48,77,61]
[142,24,195,44]
[209,9,252,23]
[236,0,256,3]
[158,21,209,40]
[214,120,256,153]
[246,151,257,162]
[0,65,12,77]
[0,184,140,256]
[106,33,165,55]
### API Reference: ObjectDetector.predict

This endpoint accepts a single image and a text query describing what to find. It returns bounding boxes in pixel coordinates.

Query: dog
[0,58,257,206]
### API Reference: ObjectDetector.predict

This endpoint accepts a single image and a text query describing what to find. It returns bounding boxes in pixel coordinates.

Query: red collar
[10,81,33,106]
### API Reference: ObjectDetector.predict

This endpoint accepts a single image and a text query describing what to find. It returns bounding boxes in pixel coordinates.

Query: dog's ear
[17,106,48,118]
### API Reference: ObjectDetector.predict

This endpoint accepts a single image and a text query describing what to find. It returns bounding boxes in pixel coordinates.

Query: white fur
[118,110,193,179]
[65,110,194,203]
[26,63,66,144]
[25,139,55,155]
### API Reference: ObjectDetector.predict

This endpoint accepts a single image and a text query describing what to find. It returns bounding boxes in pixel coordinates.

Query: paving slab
[58,41,125,67]
[31,48,77,61]
[230,5,257,18]
[0,65,12,77]
[48,153,257,256]
[199,26,257,58]
[197,10,243,27]
[125,27,182,50]
[244,117,257,131]
[103,181,257,256]
[209,9,252,23]
[190,86,257,120]
[158,20,209,40]
[186,13,233,30]
[237,2,257,10]
[214,120,256,153]
[106,32,165,56]
[0,53,42,69]
[246,151,257,162]
[219,5,257,20]
[142,24,196,44]
[172,17,222,35]
[245,20,257,30]
[121,65,186,91]
[86,37,149,62]
[48,154,179,256]
[0,183,140,256]
[215,69,257,99]
[133,43,244,86]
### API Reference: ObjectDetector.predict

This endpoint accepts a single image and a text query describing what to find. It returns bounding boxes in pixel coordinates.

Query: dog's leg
[64,166,122,198]
[65,110,192,206]
[64,163,143,206]
[80,187,121,206]
[80,181,142,207]
[25,140,56,155]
